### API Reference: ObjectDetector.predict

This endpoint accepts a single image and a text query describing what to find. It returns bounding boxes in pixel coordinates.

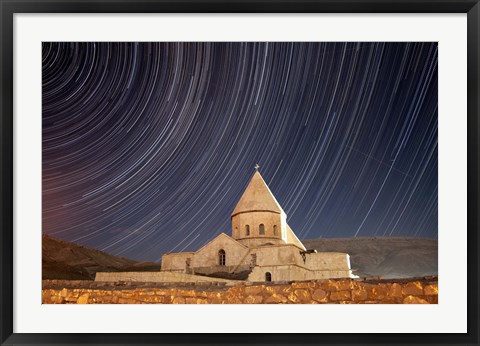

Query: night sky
[42,42,438,262]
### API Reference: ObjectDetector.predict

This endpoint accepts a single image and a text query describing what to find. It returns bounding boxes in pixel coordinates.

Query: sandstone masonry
[43,277,438,304]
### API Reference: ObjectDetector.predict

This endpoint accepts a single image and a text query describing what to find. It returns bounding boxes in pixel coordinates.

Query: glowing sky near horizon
[42,42,438,261]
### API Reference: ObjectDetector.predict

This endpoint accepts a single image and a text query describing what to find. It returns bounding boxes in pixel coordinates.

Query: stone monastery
[160,169,357,282]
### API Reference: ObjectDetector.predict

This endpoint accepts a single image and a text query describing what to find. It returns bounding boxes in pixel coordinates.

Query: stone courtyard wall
[161,252,193,271]
[95,271,236,283]
[248,265,356,282]
[43,277,438,304]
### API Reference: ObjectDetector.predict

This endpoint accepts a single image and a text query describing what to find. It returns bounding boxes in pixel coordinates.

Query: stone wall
[254,244,305,267]
[161,252,194,271]
[192,264,252,276]
[43,277,438,304]
[304,252,352,271]
[95,271,236,283]
[248,265,355,282]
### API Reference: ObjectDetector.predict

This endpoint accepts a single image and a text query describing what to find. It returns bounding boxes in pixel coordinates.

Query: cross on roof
[254,164,260,170]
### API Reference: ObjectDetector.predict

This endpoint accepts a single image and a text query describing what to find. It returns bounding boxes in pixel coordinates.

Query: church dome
[231,170,285,217]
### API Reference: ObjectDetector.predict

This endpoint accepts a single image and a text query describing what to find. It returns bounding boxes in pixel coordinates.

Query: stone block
[226,296,243,304]
[389,283,402,298]
[177,289,196,297]
[311,289,327,302]
[291,282,315,290]
[367,284,388,300]
[293,289,311,303]
[330,290,351,301]
[194,291,208,298]
[274,285,293,295]
[186,297,208,304]
[319,280,337,291]
[53,295,65,304]
[265,294,288,304]
[335,280,353,291]
[206,291,223,299]
[172,297,186,304]
[42,291,52,301]
[245,285,264,296]
[321,280,352,292]
[379,298,399,304]
[139,291,155,296]
[99,295,113,303]
[264,286,275,295]
[154,290,170,296]
[154,296,166,303]
[424,284,438,296]
[403,295,429,304]
[244,295,263,304]
[227,286,245,296]
[351,289,368,302]
[210,297,228,304]
[402,282,423,296]
[77,293,89,304]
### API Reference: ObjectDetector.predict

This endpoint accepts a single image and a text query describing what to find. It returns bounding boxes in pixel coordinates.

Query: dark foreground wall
[42,277,438,304]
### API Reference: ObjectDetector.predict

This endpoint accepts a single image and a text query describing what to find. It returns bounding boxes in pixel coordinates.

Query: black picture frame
[1,1,479,345]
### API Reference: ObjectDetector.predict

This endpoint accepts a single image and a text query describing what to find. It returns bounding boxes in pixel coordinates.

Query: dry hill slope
[42,234,161,280]
[302,237,437,279]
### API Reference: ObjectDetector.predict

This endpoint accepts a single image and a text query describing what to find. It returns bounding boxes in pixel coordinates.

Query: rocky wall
[43,277,438,304]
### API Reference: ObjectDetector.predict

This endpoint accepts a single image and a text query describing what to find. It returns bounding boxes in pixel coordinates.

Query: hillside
[302,237,437,279]
[42,234,162,280]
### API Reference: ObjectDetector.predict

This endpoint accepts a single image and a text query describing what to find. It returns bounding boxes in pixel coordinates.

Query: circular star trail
[42,42,438,261]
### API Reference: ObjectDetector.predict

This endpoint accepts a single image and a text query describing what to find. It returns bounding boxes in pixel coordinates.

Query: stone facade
[95,170,357,283]
[191,233,249,269]
[43,277,438,304]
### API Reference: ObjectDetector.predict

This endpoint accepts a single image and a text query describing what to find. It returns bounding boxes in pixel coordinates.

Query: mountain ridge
[303,236,437,278]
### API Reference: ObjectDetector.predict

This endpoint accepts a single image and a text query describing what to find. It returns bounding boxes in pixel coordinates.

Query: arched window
[265,272,272,282]
[218,249,226,266]
[273,225,277,236]
[259,224,265,235]
[245,225,250,236]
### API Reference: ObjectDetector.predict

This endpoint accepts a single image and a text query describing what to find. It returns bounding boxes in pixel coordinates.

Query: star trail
[42,42,438,261]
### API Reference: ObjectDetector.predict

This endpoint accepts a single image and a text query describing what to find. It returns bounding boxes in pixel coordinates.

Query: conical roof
[232,170,285,216]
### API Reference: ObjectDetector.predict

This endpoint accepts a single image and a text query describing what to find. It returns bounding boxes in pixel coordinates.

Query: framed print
[1,0,479,345]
